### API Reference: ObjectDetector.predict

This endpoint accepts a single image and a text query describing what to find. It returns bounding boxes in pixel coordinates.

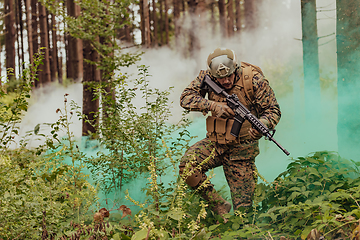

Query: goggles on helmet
[207,48,238,78]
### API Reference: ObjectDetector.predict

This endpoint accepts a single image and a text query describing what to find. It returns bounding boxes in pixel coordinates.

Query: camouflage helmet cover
[207,48,238,78]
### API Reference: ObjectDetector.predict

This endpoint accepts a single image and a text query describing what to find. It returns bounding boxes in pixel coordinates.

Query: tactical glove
[248,119,269,140]
[209,101,235,118]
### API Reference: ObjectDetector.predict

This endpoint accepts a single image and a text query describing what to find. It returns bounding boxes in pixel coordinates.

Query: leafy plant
[43,0,142,79]
[0,52,43,151]
[125,143,215,240]
[258,151,360,239]
[0,55,99,239]
[208,151,360,240]
[84,65,193,201]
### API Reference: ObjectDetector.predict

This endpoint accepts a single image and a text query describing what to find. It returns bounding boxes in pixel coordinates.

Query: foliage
[2,48,360,240]
[0,147,98,239]
[0,52,42,151]
[257,151,360,239]
[206,151,360,240]
[124,146,219,240]
[84,65,194,196]
[3,59,360,239]
[262,151,360,208]
[3,62,360,239]
[43,0,142,79]
[0,55,98,239]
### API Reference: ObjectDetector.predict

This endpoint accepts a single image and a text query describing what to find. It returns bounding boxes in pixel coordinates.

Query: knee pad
[179,163,202,188]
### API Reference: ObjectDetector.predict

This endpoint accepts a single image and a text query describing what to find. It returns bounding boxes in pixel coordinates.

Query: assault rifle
[201,75,290,156]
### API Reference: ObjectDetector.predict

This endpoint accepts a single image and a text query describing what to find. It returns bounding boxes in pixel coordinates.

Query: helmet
[207,48,238,78]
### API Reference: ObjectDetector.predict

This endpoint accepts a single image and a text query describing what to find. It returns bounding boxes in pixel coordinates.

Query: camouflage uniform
[179,66,281,210]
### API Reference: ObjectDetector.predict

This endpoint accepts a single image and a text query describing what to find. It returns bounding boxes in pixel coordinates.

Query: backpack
[240,61,264,103]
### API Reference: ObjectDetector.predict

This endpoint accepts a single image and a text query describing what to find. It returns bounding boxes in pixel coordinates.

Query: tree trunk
[139,0,145,45]
[181,0,185,12]
[336,0,360,160]
[189,0,205,57]
[0,47,2,83]
[31,0,39,87]
[164,0,169,45]
[50,13,58,82]
[25,0,33,66]
[301,0,321,121]
[124,25,131,42]
[122,7,132,42]
[19,0,25,71]
[188,0,197,55]
[66,0,83,82]
[82,39,100,136]
[139,0,151,47]
[159,0,164,45]
[235,0,241,33]
[16,0,25,73]
[198,0,206,28]
[244,0,257,31]
[58,56,63,83]
[4,0,16,80]
[143,0,151,47]
[99,35,116,123]
[227,0,234,37]
[65,35,71,80]
[152,0,158,47]
[98,1,116,131]
[58,4,64,83]
[173,0,180,46]
[210,0,216,35]
[46,9,53,81]
[218,0,227,37]
[38,1,51,85]
[15,0,22,76]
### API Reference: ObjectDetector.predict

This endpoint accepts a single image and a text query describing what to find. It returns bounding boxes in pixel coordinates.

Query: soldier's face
[217,73,235,90]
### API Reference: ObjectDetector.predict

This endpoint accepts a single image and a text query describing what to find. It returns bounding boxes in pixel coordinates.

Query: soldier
[179,48,281,220]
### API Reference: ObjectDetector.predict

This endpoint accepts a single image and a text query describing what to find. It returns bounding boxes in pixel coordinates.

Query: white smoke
[18,83,83,148]
[17,0,339,182]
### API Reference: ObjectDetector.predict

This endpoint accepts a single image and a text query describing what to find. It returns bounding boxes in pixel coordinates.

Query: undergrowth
[1,57,360,240]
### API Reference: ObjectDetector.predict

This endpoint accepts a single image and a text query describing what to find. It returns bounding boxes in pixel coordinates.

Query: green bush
[84,65,193,195]
[258,151,360,238]
[207,151,360,240]
[0,54,98,239]
[0,148,98,239]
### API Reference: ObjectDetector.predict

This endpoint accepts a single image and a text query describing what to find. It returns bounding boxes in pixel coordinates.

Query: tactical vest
[206,62,263,144]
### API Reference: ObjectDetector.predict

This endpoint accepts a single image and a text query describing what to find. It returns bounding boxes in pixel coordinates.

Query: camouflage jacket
[180,67,281,131]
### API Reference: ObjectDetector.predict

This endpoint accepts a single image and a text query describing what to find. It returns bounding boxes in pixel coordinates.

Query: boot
[201,188,232,222]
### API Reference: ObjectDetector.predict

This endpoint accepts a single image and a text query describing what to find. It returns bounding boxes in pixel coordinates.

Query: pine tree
[39,1,51,84]
[336,0,360,160]
[4,0,16,80]
[301,0,321,121]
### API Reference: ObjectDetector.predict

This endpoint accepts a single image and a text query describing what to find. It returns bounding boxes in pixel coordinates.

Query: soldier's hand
[248,119,268,140]
[209,101,235,118]
[248,128,262,140]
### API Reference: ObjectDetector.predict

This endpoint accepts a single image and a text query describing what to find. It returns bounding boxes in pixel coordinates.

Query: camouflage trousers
[180,138,259,210]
